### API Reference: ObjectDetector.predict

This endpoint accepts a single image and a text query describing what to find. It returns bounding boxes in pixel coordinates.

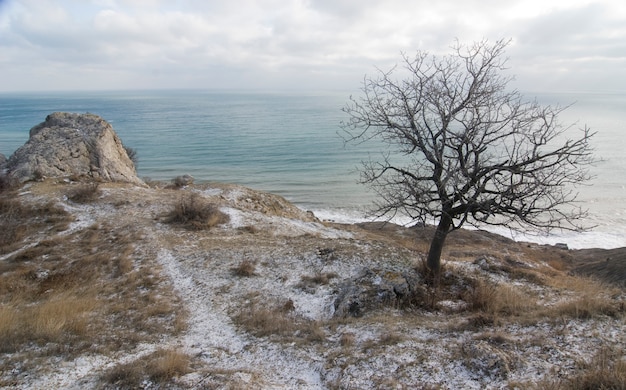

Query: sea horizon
[1,89,625,249]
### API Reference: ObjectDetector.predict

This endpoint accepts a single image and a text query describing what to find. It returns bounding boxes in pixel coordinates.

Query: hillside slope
[1,179,624,389]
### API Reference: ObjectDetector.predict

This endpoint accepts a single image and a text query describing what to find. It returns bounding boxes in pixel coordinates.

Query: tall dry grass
[0,193,185,358]
[550,276,624,319]
[463,279,537,316]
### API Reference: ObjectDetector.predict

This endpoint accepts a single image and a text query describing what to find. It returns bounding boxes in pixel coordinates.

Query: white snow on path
[155,248,326,389]
[156,249,246,355]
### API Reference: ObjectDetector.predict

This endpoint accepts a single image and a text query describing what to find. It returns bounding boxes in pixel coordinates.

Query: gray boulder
[0,153,6,169]
[333,267,426,317]
[6,112,143,185]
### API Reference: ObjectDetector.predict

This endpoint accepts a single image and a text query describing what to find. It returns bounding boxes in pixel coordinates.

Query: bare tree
[341,39,594,276]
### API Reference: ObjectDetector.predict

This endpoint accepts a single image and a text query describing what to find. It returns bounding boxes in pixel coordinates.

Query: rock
[333,267,425,317]
[6,112,144,185]
[0,153,6,169]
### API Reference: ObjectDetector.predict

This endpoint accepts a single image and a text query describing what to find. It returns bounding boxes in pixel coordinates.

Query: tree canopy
[342,39,595,275]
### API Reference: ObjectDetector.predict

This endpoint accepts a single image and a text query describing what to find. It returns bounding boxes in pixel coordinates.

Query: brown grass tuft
[103,348,191,387]
[147,349,191,381]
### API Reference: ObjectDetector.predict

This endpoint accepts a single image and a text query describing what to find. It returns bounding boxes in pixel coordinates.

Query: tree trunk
[426,213,452,276]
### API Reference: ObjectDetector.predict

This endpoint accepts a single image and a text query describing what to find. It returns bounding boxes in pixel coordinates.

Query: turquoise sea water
[1,90,625,248]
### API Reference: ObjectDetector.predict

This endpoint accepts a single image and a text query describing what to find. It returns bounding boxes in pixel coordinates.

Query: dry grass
[339,332,356,347]
[463,279,537,316]
[296,272,339,292]
[165,193,229,230]
[536,347,626,390]
[65,182,100,203]
[0,293,97,352]
[234,298,326,343]
[0,195,185,357]
[542,275,625,319]
[0,196,72,254]
[102,348,191,388]
[231,259,257,277]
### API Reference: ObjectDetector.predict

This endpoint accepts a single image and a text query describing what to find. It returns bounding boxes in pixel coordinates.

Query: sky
[0,0,625,93]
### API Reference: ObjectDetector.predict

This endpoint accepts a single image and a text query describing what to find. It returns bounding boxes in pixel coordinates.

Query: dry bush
[171,175,194,188]
[165,193,229,230]
[124,146,138,166]
[232,259,257,277]
[66,182,100,203]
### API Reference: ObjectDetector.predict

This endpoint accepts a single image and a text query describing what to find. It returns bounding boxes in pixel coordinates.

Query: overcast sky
[0,0,624,93]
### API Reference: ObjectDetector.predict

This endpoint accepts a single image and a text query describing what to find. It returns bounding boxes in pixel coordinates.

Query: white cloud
[0,0,624,92]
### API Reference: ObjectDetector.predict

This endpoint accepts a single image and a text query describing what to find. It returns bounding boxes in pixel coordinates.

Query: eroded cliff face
[6,112,144,185]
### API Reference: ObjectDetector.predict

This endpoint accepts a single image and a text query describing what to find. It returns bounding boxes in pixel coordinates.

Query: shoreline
[304,204,625,250]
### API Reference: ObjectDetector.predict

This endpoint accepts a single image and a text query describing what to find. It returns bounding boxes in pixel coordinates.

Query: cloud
[0,0,624,92]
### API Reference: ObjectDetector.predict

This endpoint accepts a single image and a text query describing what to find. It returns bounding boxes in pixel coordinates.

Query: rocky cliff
[6,112,143,185]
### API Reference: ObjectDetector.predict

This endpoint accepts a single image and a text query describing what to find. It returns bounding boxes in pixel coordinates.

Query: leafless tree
[341,39,595,276]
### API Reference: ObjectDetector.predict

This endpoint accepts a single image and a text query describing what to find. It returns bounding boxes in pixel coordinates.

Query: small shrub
[124,146,138,166]
[232,260,256,277]
[165,193,229,230]
[171,174,194,188]
[66,183,100,203]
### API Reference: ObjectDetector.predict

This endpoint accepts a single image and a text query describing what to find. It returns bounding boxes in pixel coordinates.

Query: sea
[1,90,624,249]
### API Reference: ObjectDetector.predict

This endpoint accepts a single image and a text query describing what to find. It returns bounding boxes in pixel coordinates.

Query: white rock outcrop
[6,112,143,185]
